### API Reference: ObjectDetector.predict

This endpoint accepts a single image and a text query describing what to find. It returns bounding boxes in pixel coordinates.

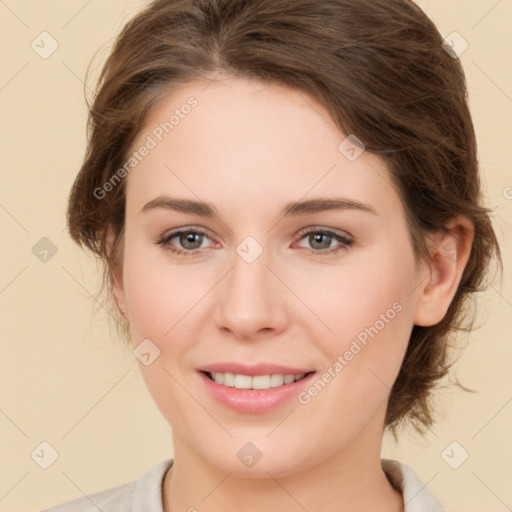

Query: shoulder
[382,458,446,512]
[42,458,173,512]
[43,480,134,512]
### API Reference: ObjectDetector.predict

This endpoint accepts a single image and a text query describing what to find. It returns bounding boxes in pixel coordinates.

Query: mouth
[201,370,314,390]
[197,362,317,413]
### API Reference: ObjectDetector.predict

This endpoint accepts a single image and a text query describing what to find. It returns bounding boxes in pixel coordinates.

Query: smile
[203,371,311,390]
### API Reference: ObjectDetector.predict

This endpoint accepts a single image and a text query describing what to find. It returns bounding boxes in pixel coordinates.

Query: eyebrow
[140,196,377,217]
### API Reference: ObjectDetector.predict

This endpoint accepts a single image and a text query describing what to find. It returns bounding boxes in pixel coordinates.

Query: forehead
[125,76,400,219]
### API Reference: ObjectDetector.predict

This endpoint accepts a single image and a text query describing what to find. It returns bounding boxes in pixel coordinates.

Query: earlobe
[413,216,474,327]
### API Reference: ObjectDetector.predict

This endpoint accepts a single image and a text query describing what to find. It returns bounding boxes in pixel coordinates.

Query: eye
[294,227,354,256]
[154,227,215,256]
[154,226,354,258]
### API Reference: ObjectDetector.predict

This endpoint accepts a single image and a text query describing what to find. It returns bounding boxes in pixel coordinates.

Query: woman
[45,0,501,510]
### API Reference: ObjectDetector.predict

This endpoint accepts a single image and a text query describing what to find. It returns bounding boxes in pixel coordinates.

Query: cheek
[121,243,209,426]
[296,245,418,396]
[298,248,416,344]
[122,240,213,343]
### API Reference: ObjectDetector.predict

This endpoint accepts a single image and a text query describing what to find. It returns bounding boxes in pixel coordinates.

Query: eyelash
[154,226,354,257]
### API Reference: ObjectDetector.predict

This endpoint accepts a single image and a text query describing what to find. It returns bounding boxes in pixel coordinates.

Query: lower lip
[199,371,316,413]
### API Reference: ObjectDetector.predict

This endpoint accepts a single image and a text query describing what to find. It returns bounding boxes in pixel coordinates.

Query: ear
[413,216,474,327]
[106,224,128,318]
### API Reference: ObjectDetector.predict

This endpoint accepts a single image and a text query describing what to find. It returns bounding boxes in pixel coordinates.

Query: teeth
[209,372,307,390]
[283,374,295,384]
[223,373,235,387]
[234,374,252,389]
[270,374,284,387]
[252,375,270,389]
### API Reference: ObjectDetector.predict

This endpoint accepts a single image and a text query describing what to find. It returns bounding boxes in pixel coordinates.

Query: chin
[193,434,319,479]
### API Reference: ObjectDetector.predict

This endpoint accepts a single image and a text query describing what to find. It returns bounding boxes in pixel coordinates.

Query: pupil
[181,232,202,249]
[311,233,331,249]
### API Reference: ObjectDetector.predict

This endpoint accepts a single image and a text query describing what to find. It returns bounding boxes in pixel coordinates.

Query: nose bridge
[214,235,287,338]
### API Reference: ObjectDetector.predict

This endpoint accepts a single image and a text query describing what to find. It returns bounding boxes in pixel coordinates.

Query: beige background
[0,1,510,511]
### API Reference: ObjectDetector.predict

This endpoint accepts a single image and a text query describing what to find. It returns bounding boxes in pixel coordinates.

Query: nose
[214,240,289,340]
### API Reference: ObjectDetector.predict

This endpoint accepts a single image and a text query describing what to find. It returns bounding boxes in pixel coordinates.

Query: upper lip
[198,362,315,376]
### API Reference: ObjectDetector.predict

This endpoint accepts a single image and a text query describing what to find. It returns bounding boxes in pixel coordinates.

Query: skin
[109,75,473,512]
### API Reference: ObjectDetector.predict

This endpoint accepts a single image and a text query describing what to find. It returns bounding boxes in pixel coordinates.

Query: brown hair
[67,0,501,433]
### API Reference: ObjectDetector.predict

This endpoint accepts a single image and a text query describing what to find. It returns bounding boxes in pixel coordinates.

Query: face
[113,75,429,477]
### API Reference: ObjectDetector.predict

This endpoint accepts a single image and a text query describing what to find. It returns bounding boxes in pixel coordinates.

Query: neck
[163,422,403,512]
